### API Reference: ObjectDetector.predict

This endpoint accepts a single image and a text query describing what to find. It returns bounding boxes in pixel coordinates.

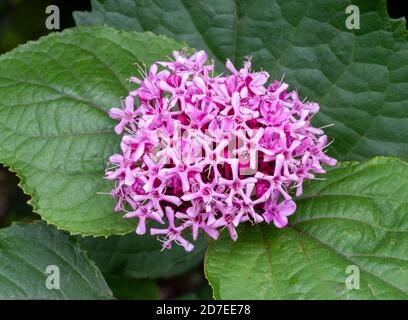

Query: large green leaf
[75,0,408,161]
[0,221,112,299]
[205,158,408,299]
[0,26,184,236]
[79,231,207,279]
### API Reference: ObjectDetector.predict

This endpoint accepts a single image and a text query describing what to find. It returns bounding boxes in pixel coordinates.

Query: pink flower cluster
[106,50,336,251]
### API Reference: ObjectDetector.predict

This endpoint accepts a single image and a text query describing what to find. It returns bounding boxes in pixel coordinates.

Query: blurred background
[0,0,407,298]
[0,0,92,227]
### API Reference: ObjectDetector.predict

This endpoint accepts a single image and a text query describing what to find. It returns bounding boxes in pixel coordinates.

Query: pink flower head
[106,50,337,251]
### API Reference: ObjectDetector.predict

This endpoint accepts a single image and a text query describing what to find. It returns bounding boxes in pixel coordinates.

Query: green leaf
[75,0,408,161]
[104,275,159,299]
[79,231,207,279]
[0,221,112,299]
[205,157,408,299]
[175,284,213,300]
[0,26,184,236]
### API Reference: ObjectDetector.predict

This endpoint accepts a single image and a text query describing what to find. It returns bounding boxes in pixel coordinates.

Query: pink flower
[105,50,337,251]
[123,202,164,235]
[175,201,219,240]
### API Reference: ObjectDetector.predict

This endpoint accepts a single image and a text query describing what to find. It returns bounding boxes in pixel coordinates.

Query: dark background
[1,0,407,227]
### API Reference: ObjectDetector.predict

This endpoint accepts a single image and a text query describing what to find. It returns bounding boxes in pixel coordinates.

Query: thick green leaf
[75,0,408,161]
[0,26,184,236]
[79,231,207,279]
[0,221,112,299]
[205,158,408,299]
[175,285,213,300]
